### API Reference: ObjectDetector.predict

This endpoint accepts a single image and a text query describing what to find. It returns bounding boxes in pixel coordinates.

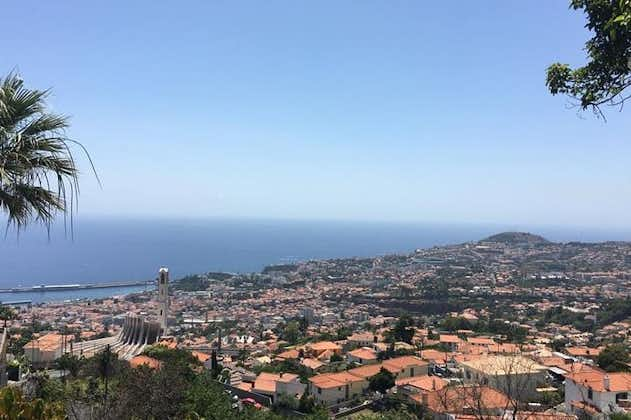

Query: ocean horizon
[2,217,631,303]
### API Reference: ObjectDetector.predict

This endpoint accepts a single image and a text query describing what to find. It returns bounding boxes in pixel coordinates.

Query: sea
[1,217,630,304]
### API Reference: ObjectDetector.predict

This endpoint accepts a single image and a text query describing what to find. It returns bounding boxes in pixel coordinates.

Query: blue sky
[3,1,631,228]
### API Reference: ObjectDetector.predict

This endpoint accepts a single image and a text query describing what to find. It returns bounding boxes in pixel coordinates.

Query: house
[467,336,496,347]
[347,332,376,348]
[252,372,306,403]
[348,347,378,365]
[419,385,511,419]
[396,375,447,400]
[307,341,342,358]
[381,355,429,379]
[308,355,429,406]
[439,335,461,352]
[565,368,631,418]
[488,342,521,354]
[275,348,300,361]
[301,357,325,373]
[23,333,73,367]
[459,355,548,401]
[420,349,450,369]
[308,371,368,406]
[564,347,602,360]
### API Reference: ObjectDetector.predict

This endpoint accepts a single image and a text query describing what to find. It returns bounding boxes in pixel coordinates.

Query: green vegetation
[610,413,631,420]
[439,316,528,343]
[482,232,549,245]
[0,73,97,231]
[597,343,631,372]
[368,367,395,394]
[598,298,631,326]
[17,346,332,419]
[542,306,595,333]
[262,264,298,274]
[0,305,17,327]
[0,387,65,420]
[356,408,418,420]
[174,274,210,291]
[547,0,631,116]
[253,359,313,382]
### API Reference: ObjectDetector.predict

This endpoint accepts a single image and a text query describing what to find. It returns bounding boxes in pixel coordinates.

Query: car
[241,398,263,409]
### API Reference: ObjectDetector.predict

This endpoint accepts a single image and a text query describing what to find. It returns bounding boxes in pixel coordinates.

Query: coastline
[0,284,152,305]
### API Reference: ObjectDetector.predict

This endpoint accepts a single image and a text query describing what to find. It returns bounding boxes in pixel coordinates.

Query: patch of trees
[368,368,395,394]
[262,264,298,274]
[598,299,631,326]
[597,344,630,372]
[542,306,595,333]
[386,314,415,344]
[174,274,210,292]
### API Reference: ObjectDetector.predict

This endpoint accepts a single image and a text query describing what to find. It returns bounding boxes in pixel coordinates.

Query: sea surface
[1,217,630,303]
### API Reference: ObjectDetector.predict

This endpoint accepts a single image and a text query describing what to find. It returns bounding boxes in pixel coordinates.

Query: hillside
[481,231,550,245]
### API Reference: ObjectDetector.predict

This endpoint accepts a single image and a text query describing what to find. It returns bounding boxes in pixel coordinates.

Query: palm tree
[0,72,97,231]
[0,305,16,328]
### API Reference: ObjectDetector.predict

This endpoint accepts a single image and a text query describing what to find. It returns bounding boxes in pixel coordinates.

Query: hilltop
[481,231,550,245]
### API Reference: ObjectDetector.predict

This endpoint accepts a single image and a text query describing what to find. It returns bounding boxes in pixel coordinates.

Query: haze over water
[3,218,631,298]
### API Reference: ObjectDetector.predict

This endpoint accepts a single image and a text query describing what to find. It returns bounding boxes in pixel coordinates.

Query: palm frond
[0,72,97,233]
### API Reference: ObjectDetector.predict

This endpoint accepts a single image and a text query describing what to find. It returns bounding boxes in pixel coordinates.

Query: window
[587,388,593,400]
[616,392,628,403]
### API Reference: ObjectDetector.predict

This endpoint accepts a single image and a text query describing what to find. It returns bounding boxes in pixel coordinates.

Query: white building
[459,355,548,401]
[565,368,631,418]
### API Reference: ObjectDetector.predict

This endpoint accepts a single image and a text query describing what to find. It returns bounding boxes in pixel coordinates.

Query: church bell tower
[158,267,169,334]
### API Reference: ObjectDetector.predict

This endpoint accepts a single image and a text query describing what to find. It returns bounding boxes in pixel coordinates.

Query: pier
[0,280,154,294]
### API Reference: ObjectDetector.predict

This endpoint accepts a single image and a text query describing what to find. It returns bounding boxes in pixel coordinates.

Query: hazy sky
[3,1,631,228]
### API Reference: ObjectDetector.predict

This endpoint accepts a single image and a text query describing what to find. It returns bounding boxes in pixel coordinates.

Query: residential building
[459,355,548,401]
[565,368,631,418]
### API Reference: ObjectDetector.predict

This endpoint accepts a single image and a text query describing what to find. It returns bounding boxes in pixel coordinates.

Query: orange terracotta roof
[349,347,378,360]
[309,371,364,389]
[275,349,300,360]
[439,334,461,344]
[565,347,602,357]
[309,341,342,351]
[191,351,211,363]
[421,385,510,413]
[301,358,324,370]
[396,375,447,392]
[467,337,495,346]
[420,349,449,363]
[383,355,427,370]
[130,355,162,370]
[347,332,375,342]
[349,363,385,378]
[24,333,73,351]
[237,382,253,392]
[539,356,580,369]
[567,370,631,392]
[488,343,520,353]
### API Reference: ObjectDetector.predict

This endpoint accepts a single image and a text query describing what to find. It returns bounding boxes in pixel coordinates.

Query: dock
[0,280,154,294]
